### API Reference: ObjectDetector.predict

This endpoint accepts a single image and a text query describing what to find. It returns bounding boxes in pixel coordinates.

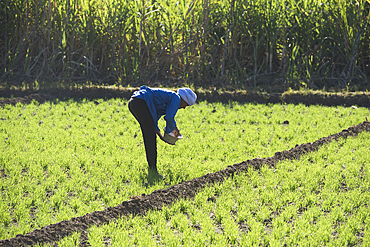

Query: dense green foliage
[0,98,369,239]
[43,131,370,246]
[1,0,370,89]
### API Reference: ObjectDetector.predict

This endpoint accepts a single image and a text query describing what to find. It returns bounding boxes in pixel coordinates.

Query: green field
[2,0,370,243]
[44,131,370,246]
[0,97,369,242]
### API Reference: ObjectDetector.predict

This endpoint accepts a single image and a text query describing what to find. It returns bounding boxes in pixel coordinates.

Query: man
[128,86,197,179]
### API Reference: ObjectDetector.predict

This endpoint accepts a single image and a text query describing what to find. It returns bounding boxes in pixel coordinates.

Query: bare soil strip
[1,87,370,107]
[1,120,369,246]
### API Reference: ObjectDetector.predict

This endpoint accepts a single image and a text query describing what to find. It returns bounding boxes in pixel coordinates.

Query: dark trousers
[128,97,157,171]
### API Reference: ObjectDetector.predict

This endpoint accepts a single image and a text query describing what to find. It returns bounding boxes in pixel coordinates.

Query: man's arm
[164,96,181,133]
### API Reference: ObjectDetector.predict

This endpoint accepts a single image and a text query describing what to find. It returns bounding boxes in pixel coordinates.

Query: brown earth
[0,87,370,107]
[0,88,370,246]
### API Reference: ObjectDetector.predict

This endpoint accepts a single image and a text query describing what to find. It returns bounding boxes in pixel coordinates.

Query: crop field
[44,131,370,246]
[3,0,370,88]
[1,96,370,245]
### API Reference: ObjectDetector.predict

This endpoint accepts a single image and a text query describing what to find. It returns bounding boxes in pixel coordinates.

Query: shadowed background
[1,0,370,90]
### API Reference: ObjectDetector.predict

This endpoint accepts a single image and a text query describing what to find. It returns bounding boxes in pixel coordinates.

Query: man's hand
[173,128,180,137]
[155,130,163,139]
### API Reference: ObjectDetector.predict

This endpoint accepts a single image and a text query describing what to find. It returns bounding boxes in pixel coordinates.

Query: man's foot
[148,169,165,181]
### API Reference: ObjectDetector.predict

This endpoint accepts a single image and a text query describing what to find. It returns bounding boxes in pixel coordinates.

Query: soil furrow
[1,121,369,246]
[1,88,370,108]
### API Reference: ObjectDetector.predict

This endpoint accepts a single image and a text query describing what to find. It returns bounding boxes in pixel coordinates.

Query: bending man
[128,86,197,179]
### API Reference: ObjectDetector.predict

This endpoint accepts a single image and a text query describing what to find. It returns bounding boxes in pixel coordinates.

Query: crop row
[0,98,369,240]
[41,130,370,246]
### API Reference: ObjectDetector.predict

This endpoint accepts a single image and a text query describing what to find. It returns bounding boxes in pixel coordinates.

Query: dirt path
[1,87,370,107]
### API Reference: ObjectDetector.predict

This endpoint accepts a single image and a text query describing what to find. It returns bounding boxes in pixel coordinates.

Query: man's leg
[128,98,157,171]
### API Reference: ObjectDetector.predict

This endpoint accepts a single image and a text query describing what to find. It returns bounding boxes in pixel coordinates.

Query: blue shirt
[132,86,181,133]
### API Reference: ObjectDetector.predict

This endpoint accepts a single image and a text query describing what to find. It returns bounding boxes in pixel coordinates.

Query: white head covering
[177,88,197,106]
